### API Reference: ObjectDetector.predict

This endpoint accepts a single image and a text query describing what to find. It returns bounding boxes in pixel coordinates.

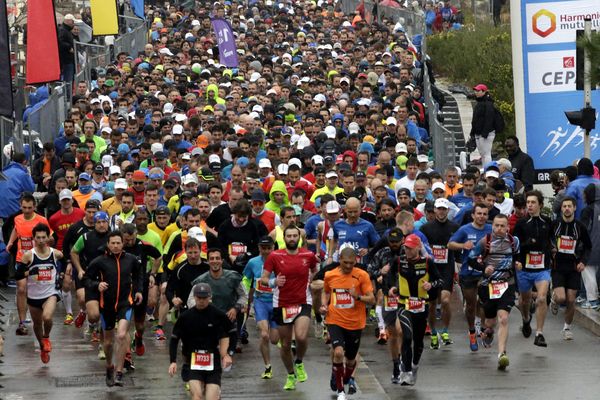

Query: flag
[211,18,238,68]
[90,0,119,36]
[0,0,13,116]
[131,0,144,19]
[25,0,60,84]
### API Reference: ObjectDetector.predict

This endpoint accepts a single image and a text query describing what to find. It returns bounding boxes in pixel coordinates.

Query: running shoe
[562,328,574,341]
[114,371,124,387]
[392,360,401,384]
[521,316,532,338]
[41,337,52,353]
[474,319,482,336]
[400,371,414,386]
[98,348,106,360]
[240,326,249,345]
[134,332,145,356]
[550,298,559,315]
[469,332,478,352]
[294,362,307,382]
[441,332,453,345]
[481,328,494,348]
[91,329,100,343]
[283,373,297,390]
[534,333,547,347]
[155,327,166,340]
[40,350,50,364]
[261,365,273,379]
[581,300,600,310]
[124,352,135,371]
[391,374,401,384]
[15,323,28,336]
[105,366,115,387]
[576,296,586,304]
[430,334,439,349]
[63,313,74,325]
[346,377,357,394]
[314,321,324,339]
[377,328,388,345]
[411,363,419,384]
[337,391,347,400]
[74,310,87,328]
[498,352,509,371]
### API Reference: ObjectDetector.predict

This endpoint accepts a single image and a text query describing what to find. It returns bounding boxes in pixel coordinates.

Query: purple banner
[211,18,238,68]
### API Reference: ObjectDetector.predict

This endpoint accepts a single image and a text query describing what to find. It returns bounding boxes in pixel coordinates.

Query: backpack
[493,106,505,134]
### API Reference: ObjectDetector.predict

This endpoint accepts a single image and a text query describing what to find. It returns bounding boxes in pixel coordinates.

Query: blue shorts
[253,296,278,329]
[516,269,551,293]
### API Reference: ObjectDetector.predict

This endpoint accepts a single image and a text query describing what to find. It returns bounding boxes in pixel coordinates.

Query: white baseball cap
[348,122,360,134]
[288,158,302,169]
[151,143,164,154]
[101,154,113,168]
[386,117,398,126]
[326,170,338,179]
[324,126,337,139]
[277,163,289,175]
[209,154,221,164]
[434,198,450,209]
[395,142,407,154]
[114,178,128,190]
[59,189,73,201]
[432,182,446,192]
[187,227,207,243]
[485,170,500,178]
[259,158,272,169]
[417,154,429,163]
[109,165,121,175]
[311,155,324,165]
[326,201,340,214]
[172,124,184,135]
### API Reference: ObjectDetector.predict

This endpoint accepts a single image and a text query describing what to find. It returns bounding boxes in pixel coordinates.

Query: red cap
[357,73,368,79]
[404,234,421,249]
[335,154,344,164]
[473,83,488,91]
[132,170,147,180]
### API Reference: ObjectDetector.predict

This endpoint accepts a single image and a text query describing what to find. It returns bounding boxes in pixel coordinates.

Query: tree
[578,31,600,88]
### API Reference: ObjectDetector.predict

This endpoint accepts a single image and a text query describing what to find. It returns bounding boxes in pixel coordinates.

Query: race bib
[37,268,53,282]
[332,289,354,309]
[488,281,508,300]
[21,238,33,251]
[432,245,448,264]
[282,305,301,323]
[229,243,247,257]
[525,252,545,269]
[557,236,576,255]
[384,295,398,312]
[256,279,273,294]
[407,297,425,313]
[191,350,214,371]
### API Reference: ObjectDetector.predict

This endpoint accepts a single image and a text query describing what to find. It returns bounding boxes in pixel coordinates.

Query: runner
[7,192,51,336]
[513,190,553,347]
[550,197,591,340]
[242,235,279,379]
[261,224,319,391]
[16,223,63,363]
[321,246,375,400]
[83,231,143,387]
[48,189,85,325]
[467,214,521,370]
[420,198,459,349]
[168,283,233,400]
[385,234,443,385]
[448,203,492,351]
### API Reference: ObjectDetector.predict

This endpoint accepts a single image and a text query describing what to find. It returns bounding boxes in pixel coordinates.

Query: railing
[26,82,71,147]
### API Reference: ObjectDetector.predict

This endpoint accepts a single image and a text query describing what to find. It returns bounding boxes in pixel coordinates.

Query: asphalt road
[1,287,599,400]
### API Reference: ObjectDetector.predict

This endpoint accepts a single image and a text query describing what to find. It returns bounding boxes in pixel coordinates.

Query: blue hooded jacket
[0,161,35,218]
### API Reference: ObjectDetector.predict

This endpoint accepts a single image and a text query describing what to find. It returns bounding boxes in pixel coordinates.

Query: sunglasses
[133,181,145,185]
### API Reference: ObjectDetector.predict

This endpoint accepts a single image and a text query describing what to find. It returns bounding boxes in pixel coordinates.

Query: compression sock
[333,362,344,392]
[344,362,356,382]
[62,291,72,314]
[376,305,384,330]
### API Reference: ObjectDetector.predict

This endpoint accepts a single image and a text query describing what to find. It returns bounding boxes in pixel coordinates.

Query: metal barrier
[26,83,70,146]
[113,16,149,60]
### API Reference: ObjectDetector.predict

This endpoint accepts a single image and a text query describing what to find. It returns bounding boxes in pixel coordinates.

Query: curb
[574,307,600,337]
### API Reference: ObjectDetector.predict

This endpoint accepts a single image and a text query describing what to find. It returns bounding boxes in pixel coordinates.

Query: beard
[285,240,299,250]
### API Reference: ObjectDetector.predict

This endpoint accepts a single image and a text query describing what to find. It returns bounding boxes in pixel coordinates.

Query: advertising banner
[90,0,119,36]
[211,18,238,68]
[26,0,60,84]
[511,0,600,182]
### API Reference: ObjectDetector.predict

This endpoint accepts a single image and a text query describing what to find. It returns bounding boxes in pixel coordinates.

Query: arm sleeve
[72,235,85,254]
[235,281,248,308]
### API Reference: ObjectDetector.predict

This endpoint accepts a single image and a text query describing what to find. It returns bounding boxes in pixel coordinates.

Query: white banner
[527,50,576,93]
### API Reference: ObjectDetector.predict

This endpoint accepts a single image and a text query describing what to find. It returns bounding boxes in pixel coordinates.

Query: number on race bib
[488,281,508,300]
[229,243,247,257]
[282,305,301,323]
[525,252,545,269]
[191,350,214,371]
[256,279,273,294]
[557,236,576,255]
[37,268,53,282]
[332,289,354,309]
[407,297,425,313]
[432,245,448,264]
[384,295,398,311]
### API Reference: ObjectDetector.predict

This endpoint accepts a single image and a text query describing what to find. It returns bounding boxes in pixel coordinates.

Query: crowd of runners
[3,0,599,399]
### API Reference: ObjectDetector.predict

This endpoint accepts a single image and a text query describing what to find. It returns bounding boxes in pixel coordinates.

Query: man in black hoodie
[57,14,76,83]
[470,84,496,166]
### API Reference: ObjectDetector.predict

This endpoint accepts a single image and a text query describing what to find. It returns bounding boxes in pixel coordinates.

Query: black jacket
[32,156,61,192]
[84,251,143,310]
[508,149,536,191]
[57,23,75,66]
[470,94,495,139]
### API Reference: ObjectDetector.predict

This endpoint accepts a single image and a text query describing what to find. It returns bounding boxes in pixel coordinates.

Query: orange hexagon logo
[532,9,556,37]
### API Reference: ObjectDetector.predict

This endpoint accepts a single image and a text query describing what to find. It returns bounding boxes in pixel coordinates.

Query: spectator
[32,142,61,192]
[57,14,76,83]
[469,84,496,166]
[504,136,536,192]
[565,158,597,219]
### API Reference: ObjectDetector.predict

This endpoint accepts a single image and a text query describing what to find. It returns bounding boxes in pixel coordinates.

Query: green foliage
[427,24,514,142]
[578,31,600,88]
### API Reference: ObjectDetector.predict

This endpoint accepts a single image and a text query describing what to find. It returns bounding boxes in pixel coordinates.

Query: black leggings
[399,308,428,372]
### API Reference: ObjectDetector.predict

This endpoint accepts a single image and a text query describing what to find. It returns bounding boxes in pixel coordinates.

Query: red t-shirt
[264,248,318,308]
[49,207,86,251]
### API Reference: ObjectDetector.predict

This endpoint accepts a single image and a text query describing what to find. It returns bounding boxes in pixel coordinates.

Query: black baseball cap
[155,205,170,215]
[388,227,403,242]
[193,283,212,298]
[258,236,275,246]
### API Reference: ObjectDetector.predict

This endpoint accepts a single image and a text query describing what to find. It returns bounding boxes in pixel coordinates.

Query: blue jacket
[565,175,598,219]
[0,162,35,218]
